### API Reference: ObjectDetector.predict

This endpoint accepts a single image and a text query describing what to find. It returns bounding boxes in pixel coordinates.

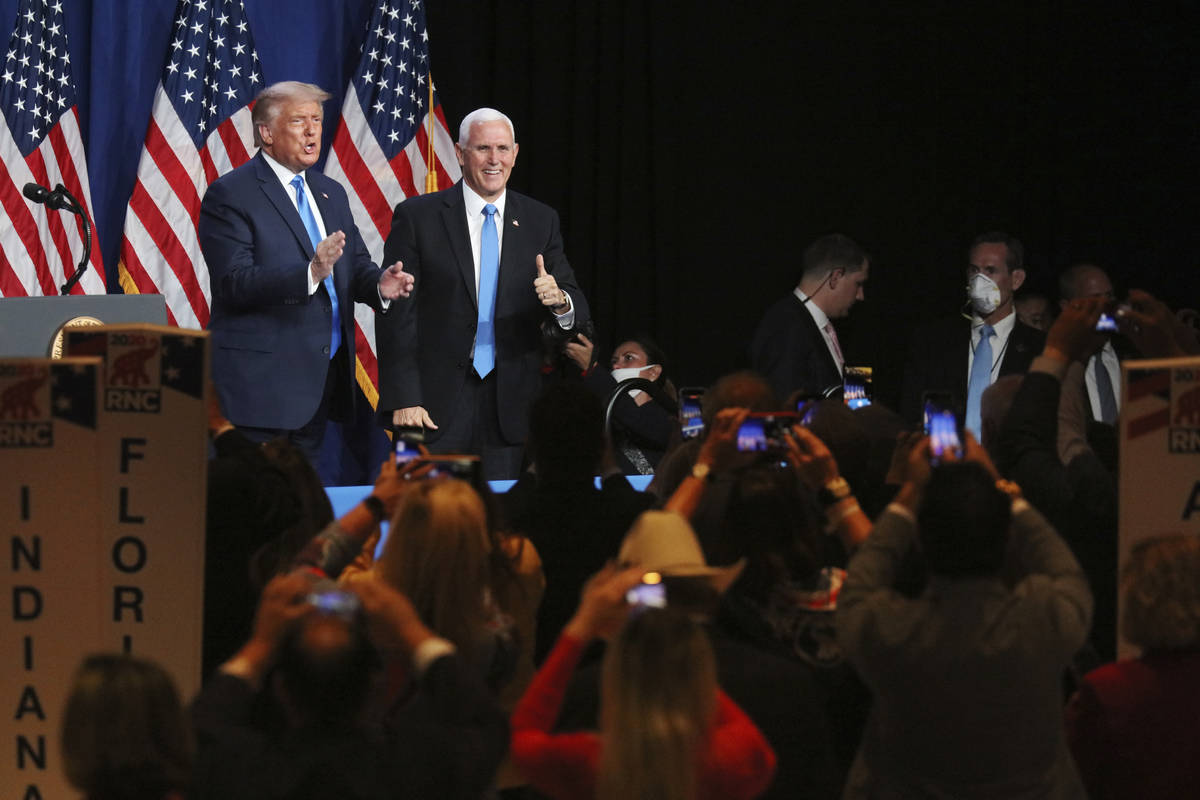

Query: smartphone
[394,425,425,464]
[923,391,963,463]
[423,454,483,482]
[736,412,799,452]
[307,589,361,618]
[843,366,873,410]
[678,387,706,439]
[625,572,667,609]
[1095,302,1130,332]
[794,393,822,426]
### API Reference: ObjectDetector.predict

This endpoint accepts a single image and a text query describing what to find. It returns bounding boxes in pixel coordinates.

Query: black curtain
[426,1,1200,409]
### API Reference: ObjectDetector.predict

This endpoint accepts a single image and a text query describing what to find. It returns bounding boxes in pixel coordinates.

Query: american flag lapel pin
[321,192,329,199]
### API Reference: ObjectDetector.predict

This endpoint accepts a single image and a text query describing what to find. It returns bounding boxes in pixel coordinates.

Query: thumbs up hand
[533,254,568,312]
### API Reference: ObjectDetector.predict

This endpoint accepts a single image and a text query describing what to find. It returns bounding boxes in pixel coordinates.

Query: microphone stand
[53,184,92,295]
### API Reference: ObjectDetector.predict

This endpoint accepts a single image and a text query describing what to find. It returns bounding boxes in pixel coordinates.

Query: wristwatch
[691,462,715,483]
[362,494,386,523]
[816,476,852,507]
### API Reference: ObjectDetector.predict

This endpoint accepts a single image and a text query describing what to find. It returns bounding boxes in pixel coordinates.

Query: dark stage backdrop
[6,0,1197,416]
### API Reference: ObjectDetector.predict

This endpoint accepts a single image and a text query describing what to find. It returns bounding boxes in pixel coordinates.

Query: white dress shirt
[793,286,843,375]
[967,310,1017,383]
[1085,341,1122,419]
[460,182,574,328]
[260,150,329,296]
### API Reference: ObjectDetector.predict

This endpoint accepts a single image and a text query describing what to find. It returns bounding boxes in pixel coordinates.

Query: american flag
[323,0,459,406]
[117,0,261,328]
[0,0,105,297]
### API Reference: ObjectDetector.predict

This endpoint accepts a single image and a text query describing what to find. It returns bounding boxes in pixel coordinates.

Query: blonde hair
[1122,534,1200,652]
[597,609,717,800]
[376,478,492,661]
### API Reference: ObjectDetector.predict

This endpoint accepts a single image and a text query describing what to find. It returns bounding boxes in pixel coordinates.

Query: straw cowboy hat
[618,510,745,595]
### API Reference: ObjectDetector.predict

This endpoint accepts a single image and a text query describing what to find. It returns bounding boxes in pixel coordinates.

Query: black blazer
[900,314,1045,425]
[376,182,588,444]
[749,294,844,402]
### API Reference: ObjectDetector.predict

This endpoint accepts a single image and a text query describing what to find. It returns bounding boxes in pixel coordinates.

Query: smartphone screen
[736,412,800,452]
[1095,312,1118,332]
[679,387,705,439]
[736,416,768,452]
[923,391,962,463]
[625,572,667,609]
[844,366,873,410]
[394,424,424,464]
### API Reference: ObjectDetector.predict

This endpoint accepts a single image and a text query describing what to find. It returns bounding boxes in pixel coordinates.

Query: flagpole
[425,74,438,194]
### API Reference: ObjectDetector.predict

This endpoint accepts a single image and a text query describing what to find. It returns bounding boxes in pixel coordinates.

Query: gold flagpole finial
[424,74,438,194]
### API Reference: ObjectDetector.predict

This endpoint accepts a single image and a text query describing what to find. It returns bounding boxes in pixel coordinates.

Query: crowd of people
[61,269,1200,799]
[57,82,1200,798]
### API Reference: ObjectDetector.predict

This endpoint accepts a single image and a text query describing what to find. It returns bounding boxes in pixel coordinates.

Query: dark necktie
[1094,354,1118,424]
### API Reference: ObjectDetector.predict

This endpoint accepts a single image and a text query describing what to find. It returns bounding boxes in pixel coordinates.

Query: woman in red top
[511,564,777,800]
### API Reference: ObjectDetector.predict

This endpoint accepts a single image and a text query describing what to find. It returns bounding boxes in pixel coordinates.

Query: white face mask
[967,273,1002,316]
[611,365,659,399]
[611,365,656,383]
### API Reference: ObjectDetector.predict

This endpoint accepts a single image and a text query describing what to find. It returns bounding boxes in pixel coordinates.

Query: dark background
[423,0,1200,409]
[9,0,1197,413]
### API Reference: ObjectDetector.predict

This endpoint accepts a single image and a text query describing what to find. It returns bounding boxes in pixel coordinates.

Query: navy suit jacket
[900,313,1045,425]
[749,293,844,402]
[199,152,385,430]
[376,182,588,444]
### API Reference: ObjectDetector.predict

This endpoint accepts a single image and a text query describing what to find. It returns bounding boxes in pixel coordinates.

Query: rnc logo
[105,336,162,413]
[0,365,53,447]
[1169,383,1200,453]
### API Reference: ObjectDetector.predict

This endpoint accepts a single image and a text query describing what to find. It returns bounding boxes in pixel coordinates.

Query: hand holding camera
[1046,295,1108,364]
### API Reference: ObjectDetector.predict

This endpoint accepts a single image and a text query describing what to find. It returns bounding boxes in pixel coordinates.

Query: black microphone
[22,182,51,204]
[24,181,93,294]
[23,182,78,212]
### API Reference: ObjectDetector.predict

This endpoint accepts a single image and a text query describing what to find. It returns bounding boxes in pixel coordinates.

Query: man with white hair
[376,108,589,478]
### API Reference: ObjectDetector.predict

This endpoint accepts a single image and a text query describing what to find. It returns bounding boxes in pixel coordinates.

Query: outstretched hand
[563,563,646,642]
[379,261,415,299]
[564,333,595,371]
[697,407,750,474]
[1045,295,1107,363]
[349,576,434,654]
[393,406,438,429]
[311,231,346,282]
[785,425,840,489]
[1120,289,1198,358]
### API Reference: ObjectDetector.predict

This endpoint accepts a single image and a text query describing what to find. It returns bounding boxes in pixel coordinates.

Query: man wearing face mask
[900,231,1046,436]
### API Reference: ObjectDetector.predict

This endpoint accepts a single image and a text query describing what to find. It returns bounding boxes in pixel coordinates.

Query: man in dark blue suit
[376,108,589,479]
[200,81,412,466]
[749,234,870,404]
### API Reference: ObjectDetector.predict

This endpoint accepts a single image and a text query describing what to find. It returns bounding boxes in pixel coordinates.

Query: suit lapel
[308,173,344,293]
[796,295,843,385]
[255,154,317,261]
[440,184,477,309]
[497,191,523,304]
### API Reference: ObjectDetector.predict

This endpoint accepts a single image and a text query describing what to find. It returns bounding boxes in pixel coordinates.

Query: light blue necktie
[473,203,499,377]
[291,174,340,359]
[965,323,994,439]
[1094,354,1118,424]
